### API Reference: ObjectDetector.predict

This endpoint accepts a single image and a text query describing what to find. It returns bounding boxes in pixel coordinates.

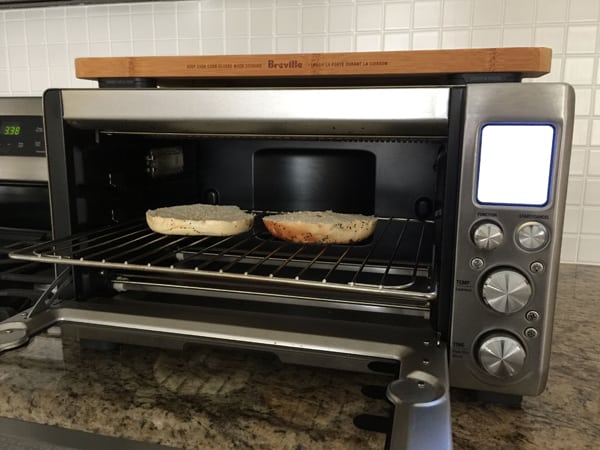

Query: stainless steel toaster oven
[0,82,574,449]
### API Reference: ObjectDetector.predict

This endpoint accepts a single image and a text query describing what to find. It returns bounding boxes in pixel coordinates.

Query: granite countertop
[0,264,598,450]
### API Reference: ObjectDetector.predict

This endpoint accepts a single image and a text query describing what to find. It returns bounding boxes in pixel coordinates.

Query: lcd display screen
[476,124,555,207]
[1,123,21,136]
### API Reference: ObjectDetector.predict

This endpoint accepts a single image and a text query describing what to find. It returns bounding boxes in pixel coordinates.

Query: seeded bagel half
[146,204,254,236]
[262,210,378,244]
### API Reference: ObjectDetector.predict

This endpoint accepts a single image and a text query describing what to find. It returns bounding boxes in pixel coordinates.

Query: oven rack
[9,214,437,308]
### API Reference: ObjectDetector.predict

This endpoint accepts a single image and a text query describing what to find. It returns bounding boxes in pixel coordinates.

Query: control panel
[0,115,45,157]
[449,83,574,396]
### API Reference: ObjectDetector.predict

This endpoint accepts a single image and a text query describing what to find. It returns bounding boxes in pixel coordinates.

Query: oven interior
[35,125,453,333]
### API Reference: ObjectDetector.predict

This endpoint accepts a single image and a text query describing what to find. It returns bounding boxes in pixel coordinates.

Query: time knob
[478,333,526,378]
[482,269,532,314]
[472,221,504,250]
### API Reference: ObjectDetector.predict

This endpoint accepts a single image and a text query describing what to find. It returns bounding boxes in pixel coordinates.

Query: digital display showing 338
[1,123,21,136]
[0,116,44,157]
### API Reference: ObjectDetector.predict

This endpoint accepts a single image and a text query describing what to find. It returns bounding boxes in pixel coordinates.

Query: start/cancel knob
[472,221,504,250]
[478,333,526,378]
[482,269,532,314]
[516,221,549,251]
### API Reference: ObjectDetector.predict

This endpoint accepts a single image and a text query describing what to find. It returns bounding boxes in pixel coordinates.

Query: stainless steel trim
[0,97,41,116]
[60,88,450,136]
[0,156,48,182]
[111,277,430,317]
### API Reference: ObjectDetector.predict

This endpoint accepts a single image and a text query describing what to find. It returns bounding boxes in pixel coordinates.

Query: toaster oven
[1,82,574,449]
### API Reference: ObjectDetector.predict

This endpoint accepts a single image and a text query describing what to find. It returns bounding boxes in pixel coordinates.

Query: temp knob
[517,221,549,251]
[482,269,532,314]
[478,334,526,378]
[472,222,504,250]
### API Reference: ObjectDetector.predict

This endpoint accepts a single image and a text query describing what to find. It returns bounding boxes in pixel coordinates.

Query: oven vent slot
[9,215,437,313]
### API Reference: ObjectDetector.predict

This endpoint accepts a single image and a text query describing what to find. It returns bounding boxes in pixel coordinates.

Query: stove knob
[482,269,531,314]
[517,221,549,251]
[472,222,504,250]
[478,334,526,378]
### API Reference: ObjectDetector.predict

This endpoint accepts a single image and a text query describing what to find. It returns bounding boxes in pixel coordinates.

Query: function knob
[472,221,504,250]
[516,221,549,251]
[482,269,532,314]
[478,334,526,378]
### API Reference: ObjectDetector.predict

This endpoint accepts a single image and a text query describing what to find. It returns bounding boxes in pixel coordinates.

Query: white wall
[0,0,598,264]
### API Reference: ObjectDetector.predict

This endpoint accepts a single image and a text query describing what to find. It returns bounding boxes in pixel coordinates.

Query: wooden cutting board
[75,47,551,84]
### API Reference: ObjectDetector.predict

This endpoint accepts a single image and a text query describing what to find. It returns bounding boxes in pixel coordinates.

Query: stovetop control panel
[0,115,45,157]
[0,97,47,182]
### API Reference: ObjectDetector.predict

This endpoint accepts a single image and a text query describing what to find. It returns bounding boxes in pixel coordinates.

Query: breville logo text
[268,59,303,69]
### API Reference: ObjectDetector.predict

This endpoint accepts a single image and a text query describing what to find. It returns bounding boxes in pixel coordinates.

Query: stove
[0,97,52,319]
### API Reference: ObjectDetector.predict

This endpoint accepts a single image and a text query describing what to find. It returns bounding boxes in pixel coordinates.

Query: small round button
[524,327,538,339]
[525,310,540,322]
[517,222,549,251]
[470,257,485,270]
[530,261,545,274]
[472,222,504,250]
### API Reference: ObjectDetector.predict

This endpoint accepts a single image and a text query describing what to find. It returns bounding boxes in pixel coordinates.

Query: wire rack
[9,214,437,305]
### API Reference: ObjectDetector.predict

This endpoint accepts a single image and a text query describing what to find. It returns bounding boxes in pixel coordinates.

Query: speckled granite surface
[0,264,598,450]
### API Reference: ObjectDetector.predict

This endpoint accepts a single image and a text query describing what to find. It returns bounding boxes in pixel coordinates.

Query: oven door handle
[386,342,452,450]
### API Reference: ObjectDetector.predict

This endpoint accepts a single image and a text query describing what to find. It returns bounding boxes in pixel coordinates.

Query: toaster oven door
[0,291,451,450]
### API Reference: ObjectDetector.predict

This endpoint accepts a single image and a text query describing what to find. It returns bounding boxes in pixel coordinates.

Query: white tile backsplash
[535,0,568,24]
[569,0,600,22]
[225,8,249,37]
[8,45,28,68]
[589,149,600,176]
[570,148,587,176]
[581,207,600,233]
[1,0,600,263]
[534,26,565,53]
[5,21,26,46]
[355,32,382,51]
[566,25,597,54]
[356,3,383,31]
[502,27,532,47]
[250,37,273,53]
[471,28,501,48]
[563,57,595,85]
[383,32,410,50]
[302,6,327,34]
[275,8,299,35]
[131,14,154,40]
[584,179,600,205]
[413,1,441,29]
[442,0,471,27]
[88,16,110,42]
[250,9,273,35]
[472,0,502,27]
[504,0,535,25]
[574,87,591,115]
[412,30,440,50]
[384,3,411,30]
[578,236,600,263]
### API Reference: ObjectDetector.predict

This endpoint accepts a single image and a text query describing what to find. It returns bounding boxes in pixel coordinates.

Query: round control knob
[478,334,526,378]
[482,269,532,314]
[516,221,549,251]
[472,222,504,250]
